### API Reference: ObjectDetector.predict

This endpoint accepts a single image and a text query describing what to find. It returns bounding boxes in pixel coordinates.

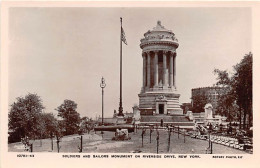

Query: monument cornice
[142,50,176,54]
[140,41,179,49]
[141,45,177,54]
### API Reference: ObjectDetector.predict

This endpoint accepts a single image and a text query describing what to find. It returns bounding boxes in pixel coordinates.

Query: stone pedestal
[204,103,213,119]
[138,92,183,115]
[132,105,140,121]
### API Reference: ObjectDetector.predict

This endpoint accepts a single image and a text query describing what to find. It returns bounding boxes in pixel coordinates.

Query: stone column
[169,52,173,88]
[147,52,151,88]
[163,51,167,86]
[154,51,159,87]
[142,52,146,88]
[173,53,176,88]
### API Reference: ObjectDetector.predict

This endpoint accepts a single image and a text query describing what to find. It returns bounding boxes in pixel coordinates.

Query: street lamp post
[100,77,106,126]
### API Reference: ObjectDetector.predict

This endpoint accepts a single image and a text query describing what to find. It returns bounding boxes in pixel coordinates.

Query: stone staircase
[140,115,194,128]
[140,115,190,122]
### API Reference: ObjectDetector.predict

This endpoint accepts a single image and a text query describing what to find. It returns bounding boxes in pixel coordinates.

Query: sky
[8,7,251,119]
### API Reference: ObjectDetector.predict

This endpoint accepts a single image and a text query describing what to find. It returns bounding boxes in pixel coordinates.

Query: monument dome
[140,20,179,53]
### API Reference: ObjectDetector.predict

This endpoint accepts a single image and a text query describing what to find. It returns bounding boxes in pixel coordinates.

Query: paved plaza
[9,129,248,154]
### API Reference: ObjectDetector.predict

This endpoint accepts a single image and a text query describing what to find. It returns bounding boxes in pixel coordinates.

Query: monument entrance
[159,104,164,114]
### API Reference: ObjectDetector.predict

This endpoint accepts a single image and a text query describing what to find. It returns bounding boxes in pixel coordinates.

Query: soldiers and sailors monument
[138,21,183,116]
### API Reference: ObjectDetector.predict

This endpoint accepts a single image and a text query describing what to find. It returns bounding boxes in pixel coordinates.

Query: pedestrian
[160,119,163,127]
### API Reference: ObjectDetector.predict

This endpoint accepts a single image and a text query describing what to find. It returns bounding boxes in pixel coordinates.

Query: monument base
[138,92,183,115]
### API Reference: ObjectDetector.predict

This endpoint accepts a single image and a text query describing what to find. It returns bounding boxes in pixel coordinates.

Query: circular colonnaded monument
[138,21,183,116]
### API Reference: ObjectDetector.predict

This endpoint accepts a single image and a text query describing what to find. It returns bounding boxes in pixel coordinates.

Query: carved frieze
[141,34,177,42]
[157,95,165,100]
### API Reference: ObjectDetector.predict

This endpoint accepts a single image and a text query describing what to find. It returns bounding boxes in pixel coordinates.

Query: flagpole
[118,17,123,116]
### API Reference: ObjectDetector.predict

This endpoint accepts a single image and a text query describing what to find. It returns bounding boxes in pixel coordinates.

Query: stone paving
[8,129,249,154]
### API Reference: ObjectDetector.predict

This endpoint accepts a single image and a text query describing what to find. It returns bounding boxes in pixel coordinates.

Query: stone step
[140,115,190,122]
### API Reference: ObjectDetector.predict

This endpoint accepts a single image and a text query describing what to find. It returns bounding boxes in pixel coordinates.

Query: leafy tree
[214,52,252,129]
[213,69,231,87]
[233,52,252,128]
[213,69,238,121]
[38,113,58,149]
[79,116,91,134]
[54,120,64,153]
[37,117,46,146]
[215,89,238,121]
[8,93,44,143]
[41,113,58,137]
[56,100,81,135]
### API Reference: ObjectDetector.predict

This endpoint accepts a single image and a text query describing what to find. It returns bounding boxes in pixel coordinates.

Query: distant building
[191,86,226,114]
